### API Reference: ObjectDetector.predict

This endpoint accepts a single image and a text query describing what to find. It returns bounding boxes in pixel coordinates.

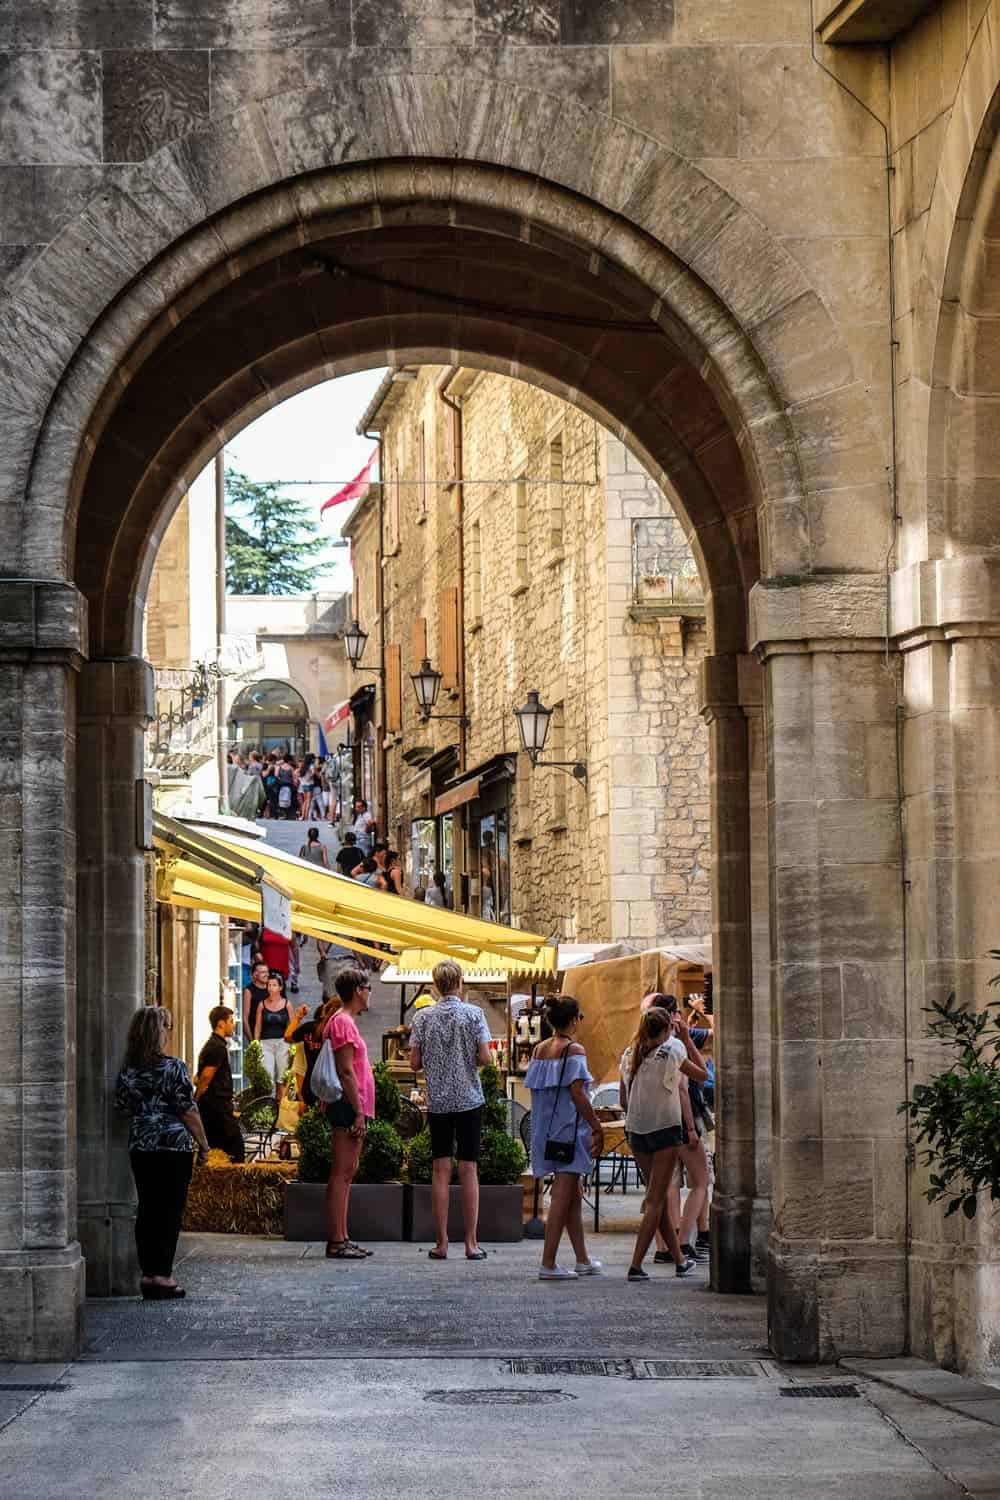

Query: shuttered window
[385,643,402,732]
[440,587,459,690]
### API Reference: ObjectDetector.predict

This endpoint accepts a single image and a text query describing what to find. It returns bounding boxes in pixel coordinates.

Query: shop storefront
[434,754,516,924]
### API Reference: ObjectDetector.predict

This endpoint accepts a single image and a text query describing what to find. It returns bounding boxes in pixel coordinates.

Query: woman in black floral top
[115,1006,210,1299]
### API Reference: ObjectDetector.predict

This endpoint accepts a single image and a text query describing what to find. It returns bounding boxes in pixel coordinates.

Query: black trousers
[201,1105,246,1163]
[130,1150,193,1278]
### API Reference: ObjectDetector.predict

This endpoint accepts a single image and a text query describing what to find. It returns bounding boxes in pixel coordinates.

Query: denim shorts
[627,1123,686,1155]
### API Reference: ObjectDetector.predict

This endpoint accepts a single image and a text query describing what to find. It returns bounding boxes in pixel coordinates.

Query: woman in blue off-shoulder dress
[525,995,605,1281]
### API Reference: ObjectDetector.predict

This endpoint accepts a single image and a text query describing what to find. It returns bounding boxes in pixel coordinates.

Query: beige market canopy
[153,813,557,975]
[560,945,711,1085]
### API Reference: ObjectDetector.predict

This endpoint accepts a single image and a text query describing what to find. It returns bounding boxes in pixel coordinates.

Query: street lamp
[513,689,587,783]
[409,658,468,725]
[410,657,443,716]
[343,619,370,670]
[343,619,385,679]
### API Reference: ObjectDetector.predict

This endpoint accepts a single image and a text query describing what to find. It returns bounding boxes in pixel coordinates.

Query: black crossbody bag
[544,1043,580,1165]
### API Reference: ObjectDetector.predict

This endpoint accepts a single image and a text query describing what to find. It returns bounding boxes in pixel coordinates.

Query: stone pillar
[700,653,768,1293]
[0,580,87,1360]
[753,576,907,1363]
[893,558,1000,1371]
[75,657,153,1297]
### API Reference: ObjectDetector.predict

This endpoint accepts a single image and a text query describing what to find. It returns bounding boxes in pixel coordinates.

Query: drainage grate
[780,1384,860,1399]
[506,1358,772,1381]
[0,1384,67,1393]
[425,1389,574,1407]
[634,1360,770,1380]
[507,1358,631,1378]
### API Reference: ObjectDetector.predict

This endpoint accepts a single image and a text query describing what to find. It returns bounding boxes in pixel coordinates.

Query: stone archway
[0,80,903,1365]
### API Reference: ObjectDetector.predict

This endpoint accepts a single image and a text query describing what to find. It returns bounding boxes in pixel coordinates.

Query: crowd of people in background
[227,748,341,822]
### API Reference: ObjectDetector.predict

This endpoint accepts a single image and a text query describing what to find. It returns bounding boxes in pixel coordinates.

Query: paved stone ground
[0,1345,990,1499]
[80,1232,764,1362]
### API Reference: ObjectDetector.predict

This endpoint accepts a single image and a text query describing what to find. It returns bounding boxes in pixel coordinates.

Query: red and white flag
[321,447,378,513]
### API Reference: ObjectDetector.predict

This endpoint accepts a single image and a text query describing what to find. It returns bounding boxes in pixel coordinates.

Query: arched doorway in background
[229,679,309,757]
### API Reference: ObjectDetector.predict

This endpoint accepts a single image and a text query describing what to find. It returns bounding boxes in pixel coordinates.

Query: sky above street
[222,368,388,593]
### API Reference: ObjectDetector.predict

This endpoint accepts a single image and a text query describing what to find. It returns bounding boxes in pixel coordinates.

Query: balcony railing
[148,664,220,776]
[630,516,704,610]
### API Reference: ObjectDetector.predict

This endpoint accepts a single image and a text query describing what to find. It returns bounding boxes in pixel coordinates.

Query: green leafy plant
[900,987,1000,1220]
[355,1118,405,1184]
[373,1060,402,1124]
[479,1062,507,1133]
[238,1041,276,1130]
[478,1129,527,1186]
[405,1127,437,1185]
[295,1106,332,1184]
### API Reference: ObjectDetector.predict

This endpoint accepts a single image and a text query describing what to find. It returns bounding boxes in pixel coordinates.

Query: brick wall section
[350,368,710,947]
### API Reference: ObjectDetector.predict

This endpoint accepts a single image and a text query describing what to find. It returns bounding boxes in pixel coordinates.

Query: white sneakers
[538,1260,603,1280]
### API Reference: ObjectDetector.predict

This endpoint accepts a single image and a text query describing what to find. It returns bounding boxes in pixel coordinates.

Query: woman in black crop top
[254,972,294,1095]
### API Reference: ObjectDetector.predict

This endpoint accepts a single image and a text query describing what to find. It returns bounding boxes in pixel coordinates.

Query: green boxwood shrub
[356,1118,405,1184]
[373,1060,402,1124]
[238,1040,276,1130]
[295,1105,331,1184]
[405,1127,436,1184]
[478,1129,527,1186]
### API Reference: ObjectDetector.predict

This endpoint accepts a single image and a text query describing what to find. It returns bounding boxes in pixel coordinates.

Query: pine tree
[225,467,327,594]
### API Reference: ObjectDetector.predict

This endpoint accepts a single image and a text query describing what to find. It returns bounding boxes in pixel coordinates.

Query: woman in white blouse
[622,1006,707,1283]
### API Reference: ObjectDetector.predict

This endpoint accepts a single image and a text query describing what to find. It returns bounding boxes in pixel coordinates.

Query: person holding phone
[623,1006,707,1282]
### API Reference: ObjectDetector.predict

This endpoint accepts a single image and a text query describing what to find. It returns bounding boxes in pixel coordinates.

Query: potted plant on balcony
[406,1064,526,1243]
[285,1061,407,1241]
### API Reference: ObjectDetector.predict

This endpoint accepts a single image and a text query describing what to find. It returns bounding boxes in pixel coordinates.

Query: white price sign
[261,879,292,938]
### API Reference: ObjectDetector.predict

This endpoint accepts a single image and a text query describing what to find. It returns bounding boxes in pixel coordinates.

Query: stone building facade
[345,367,710,947]
[6,0,1000,1371]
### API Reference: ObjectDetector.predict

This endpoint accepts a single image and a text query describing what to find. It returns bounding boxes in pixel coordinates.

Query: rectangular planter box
[407,1183,523,1244]
[284,1181,405,1242]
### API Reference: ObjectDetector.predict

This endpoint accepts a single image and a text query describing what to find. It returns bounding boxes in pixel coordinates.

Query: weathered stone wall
[605,439,710,943]
[886,2,1000,1370]
[351,368,709,947]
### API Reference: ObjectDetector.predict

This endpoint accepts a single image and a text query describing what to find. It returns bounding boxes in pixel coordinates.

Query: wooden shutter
[385,643,402,732]
[440,587,459,689]
[411,616,427,667]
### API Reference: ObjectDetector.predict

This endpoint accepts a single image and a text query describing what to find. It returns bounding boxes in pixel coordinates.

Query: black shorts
[328,1096,362,1130]
[428,1106,483,1162]
[628,1123,686,1155]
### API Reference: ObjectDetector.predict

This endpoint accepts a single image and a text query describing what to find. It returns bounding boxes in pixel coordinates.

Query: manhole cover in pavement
[508,1358,631,1377]
[425,1389,574,1406]
[780,1384,860,1398]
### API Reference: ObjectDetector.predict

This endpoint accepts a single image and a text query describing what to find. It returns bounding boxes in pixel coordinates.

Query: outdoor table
[589,1121,633,1233]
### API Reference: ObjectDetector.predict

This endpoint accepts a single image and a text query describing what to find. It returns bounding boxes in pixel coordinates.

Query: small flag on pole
[321,447,378,513]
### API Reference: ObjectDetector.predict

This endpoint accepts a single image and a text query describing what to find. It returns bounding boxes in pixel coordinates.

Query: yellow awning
[389,948,558,982]
[154,815,557,975]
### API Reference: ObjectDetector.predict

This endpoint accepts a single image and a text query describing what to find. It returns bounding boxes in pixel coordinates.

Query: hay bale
[182,1153,298,1236]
